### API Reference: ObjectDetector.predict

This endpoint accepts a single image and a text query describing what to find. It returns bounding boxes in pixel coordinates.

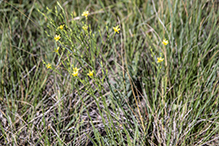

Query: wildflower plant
[39,1,123,112]
[40,2,172,145]
[37,1,144,144]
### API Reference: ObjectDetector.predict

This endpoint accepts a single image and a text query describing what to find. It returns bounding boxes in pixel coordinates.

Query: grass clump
[0,0,219,145]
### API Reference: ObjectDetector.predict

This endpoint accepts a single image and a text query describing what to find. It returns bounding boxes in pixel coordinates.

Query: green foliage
[0,0,219,145]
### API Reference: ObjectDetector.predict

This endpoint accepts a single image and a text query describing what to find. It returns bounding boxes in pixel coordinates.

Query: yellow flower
[162,39,168,45]
[73,67,79,72]
[46,63,52,69]
[157,57,164,63]
[87,70,94,77]
[113,25,120,33]
[54,47,60,53]
[72,70,79,76]
[58,25,64,30]
[72,71,78,77]
[72,67,79,77]
[82,25,88,31]
[54,35,61,41]
[82,11,89,19]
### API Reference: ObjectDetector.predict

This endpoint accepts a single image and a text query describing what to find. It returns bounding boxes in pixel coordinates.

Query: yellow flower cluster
[156,38,169,63]
[71,67,95,78]
[48,10,122,79]
[71,67,94,78]
[45,63,95,78]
